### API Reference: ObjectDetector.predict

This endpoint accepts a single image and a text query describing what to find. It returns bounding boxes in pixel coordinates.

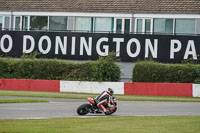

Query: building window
[145,19,151,34]
[154,18,173,34]
[22,16,29,31]
[75,17,92,32]
[114,18,130,33]
[136,19,143,33]
[136,18,153,34]
[30,16,48,31]
[14,16,29,31]
[94,17,113,33]
[4,16,10,30]
[49,16,67,31]
[15,16,21,30]
[175,19,195,35]
[124,19,130,34]
[116,19,122,33]
[0,16,2,30]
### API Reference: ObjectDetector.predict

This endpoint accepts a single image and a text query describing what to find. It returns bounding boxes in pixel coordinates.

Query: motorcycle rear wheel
[77,104,92,115]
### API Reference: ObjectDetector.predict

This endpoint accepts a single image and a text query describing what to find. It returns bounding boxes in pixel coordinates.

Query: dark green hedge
[132,60,199,83]
[0,56,120,82]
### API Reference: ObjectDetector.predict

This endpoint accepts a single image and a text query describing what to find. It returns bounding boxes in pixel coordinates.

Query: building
[0,0,200,34]
[0,0,200,81]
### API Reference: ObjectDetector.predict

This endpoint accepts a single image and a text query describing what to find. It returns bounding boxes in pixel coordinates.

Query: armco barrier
[124,82,193,97]
[0,79,200,97]
[0,79,60,92]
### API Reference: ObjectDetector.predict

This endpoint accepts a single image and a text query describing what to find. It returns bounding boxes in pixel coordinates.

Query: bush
[96,52,120,82]
[0,59,9,78]
[0,55,120,82]
[132,60,198,83]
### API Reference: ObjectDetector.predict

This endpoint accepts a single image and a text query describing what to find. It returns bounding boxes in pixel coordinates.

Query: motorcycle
[77,97,117,115]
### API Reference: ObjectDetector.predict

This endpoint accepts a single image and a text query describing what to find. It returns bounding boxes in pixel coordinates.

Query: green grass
[0,90,200,102]
[0,99,48,103]
[0,116,200,133]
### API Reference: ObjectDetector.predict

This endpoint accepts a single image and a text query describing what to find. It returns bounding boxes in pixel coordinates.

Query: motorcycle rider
[95,88,114,114]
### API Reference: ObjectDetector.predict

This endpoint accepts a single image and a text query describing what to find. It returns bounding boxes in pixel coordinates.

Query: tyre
[77,104,92,115]
[104,107,117,115]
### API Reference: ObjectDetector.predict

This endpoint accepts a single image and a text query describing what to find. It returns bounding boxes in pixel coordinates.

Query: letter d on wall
[23,35,35,53]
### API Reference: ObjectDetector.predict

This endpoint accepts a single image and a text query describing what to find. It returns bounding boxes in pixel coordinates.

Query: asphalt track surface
[0,96,200,119]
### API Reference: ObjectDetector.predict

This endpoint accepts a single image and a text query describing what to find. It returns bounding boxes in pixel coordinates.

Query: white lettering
[38,36,51,54]
[96,37,109,56]
[71,37,76,55]
[113,38,124,57]
[80,37,92,56]
[127,38,141,57]
[23,35,35,53]
[170,40,182,59]
[0,34,13,53]
[184,40,197,60]
[145,39,158,58]
[55,36,67,55]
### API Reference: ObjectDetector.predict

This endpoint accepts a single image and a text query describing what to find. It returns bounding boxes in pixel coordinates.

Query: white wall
[193,84,200,97]
[60,81,124,94]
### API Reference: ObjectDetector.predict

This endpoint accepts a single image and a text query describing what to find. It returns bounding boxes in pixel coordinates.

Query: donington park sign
[0,31,200,63]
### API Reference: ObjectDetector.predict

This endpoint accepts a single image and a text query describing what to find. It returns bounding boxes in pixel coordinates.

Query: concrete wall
[193,84,200,97]
[116,62,135,82]
[1,79,200,97]
[196,18,200,35]
[60,81,124,94]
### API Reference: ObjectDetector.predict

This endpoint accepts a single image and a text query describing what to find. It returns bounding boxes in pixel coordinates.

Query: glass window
[175,19,195,35]
[4,17,10,30]
[94,17,112,33]
[14,16,29,31]
[154,18,173,34]
[116,19,122,33]
[145,19,151,34]
[124,19,130,34]
[30,16,48,31]
[15,17,21,30]
[136,18,152,34]
[0,16,2,29]
[49,16,67,31]
[165,19,173,34]
[115,18,130,33]
[154,18,165,33]
[22,16,28,31]
[75,17,91,32]
[136,19,143,33]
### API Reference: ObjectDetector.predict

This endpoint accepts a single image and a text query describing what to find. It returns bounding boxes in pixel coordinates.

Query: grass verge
[0,116,200,133]
[0,99,48,103]
[0,90,200,102]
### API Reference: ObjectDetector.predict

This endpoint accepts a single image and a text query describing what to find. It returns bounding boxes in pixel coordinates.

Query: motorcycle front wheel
[77,104,92,115]
[104,107,117,115]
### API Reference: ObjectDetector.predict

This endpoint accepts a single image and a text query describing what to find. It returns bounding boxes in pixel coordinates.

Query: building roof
[1,0,200,14]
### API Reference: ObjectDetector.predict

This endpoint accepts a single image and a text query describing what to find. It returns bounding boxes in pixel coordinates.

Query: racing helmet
[108,88,114,95]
